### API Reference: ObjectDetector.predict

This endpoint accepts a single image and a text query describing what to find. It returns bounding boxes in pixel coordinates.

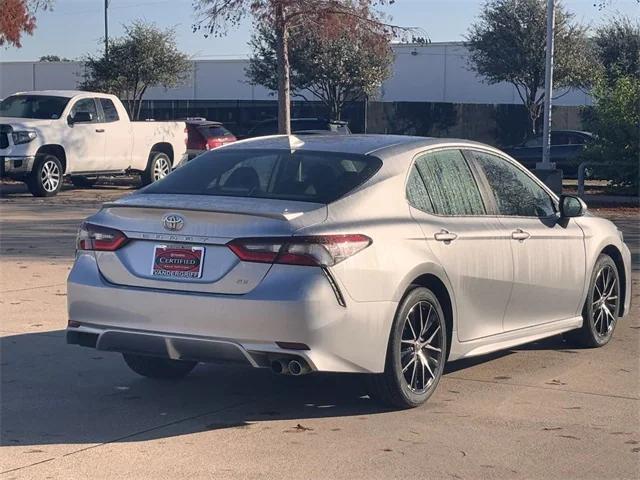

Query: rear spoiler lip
[101,202,310,222]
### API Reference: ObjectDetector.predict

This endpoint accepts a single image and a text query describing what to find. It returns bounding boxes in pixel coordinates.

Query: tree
[81,21,191,120]
[0,0,52,47]
[593,16,639,81]
[39,54,70,61]
[247,12,393,120]
[580,74,639,193]
[466,0,591,135]
[193,0,404,134]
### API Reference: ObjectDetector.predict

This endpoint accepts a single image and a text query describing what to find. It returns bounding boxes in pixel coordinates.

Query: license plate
[152,245,205,279]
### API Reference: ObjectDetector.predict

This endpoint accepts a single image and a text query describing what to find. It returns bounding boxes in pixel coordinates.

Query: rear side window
[413,149,485,216]
[406,165,434,213]
[470,150,556,217]
[99,99,119,122]
[143,149,383,204]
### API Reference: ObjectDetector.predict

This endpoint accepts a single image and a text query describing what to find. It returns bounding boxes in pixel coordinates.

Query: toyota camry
[67,135,632,408]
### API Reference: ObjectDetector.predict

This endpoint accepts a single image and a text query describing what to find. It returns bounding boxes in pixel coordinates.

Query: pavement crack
[448,376,640,401]
[1,283,66,294]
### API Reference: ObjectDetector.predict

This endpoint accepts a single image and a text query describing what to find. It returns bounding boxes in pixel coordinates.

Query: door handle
[95,128,105,133]
[434,230,458,242]
[511,229,531,241]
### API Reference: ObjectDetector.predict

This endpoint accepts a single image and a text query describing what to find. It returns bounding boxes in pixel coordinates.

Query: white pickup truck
[0,90,187,196]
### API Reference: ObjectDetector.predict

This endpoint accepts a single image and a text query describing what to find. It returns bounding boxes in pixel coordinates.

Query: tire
[122,353,197,379]
[70,176,97,188]
[141,151,172,186]
[567,254,621,348]
[27,154,63,197]
[368,287,447,408]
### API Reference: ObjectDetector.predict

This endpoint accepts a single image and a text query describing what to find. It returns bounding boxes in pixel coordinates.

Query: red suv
[185,118,237,160]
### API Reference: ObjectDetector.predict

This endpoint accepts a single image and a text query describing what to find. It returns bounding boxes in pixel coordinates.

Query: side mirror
[68,111,93,124]
[559,195,587,218]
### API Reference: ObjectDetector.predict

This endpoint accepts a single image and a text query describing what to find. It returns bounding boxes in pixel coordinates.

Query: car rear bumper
[67,253,396,373]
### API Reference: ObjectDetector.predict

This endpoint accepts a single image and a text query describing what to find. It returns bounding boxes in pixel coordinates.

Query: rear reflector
[227,234,371,267]
[77,222,128,251]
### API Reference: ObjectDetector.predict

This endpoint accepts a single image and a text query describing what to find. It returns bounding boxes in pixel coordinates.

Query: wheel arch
[36,144,67,173]
[150,143,174,165]
[407,274,454,360]
[600,244,627,317]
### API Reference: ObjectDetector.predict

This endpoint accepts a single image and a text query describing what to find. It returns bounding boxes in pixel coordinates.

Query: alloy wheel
[399,300,443,393]
[592,265,619,338]
[153,156,171,181]
[40,159,61,192]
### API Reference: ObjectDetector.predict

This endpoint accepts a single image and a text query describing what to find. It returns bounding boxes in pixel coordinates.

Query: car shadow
[0,330,392,448]
[1,329,581,448]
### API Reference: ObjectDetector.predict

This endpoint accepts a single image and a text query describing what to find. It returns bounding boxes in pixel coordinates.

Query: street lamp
[536,0,563,194]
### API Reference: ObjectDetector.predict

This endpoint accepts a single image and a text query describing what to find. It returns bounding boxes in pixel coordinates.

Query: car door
[66,98,106,173]
[98,98,131,171]
[467,149,587,331]
[407,148,514,342]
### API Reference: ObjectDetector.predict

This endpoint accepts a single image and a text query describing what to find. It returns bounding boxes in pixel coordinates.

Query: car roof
[223,134,488,157]
[11,90,118,100]
[551,130,592,136]
[186,120,223,126]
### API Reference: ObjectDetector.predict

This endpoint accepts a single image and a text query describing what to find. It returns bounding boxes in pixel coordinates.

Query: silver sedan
[67,135,632,408]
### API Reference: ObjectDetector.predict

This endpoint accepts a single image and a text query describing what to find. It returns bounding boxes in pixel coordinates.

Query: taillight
[76,223,128,251]
[227,235,372,267]
[206,138,224,150]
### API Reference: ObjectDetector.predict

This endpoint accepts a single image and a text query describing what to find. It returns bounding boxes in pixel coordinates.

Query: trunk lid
[90,194,327,294]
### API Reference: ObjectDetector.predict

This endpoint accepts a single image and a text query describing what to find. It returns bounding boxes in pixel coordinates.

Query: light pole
[536,0,562,194]
[104,0,110,61]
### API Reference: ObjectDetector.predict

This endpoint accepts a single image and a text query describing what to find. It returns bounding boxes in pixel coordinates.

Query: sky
[0,0,637,62]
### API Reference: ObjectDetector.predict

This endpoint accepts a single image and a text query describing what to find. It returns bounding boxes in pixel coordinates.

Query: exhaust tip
[288,359,304,376]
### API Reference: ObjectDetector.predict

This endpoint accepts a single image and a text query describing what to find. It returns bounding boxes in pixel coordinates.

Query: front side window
[70,98,99,123]
[99,99,119,122]
[470,150,556,217]
[143,149,382,204]
[413,149,485,216]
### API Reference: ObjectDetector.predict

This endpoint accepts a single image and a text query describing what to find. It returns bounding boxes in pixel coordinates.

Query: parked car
[0,90,188,196]
[185,118,237,160]
[67,134,631,408]
[503,130,593,178]
[246,118,351,137]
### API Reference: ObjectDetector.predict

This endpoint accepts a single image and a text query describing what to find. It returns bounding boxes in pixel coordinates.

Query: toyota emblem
[162,214,184,231]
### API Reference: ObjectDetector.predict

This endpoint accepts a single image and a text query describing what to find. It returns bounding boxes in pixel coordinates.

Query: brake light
[227,235,372,267]
[77,223,128,251]
[206,138,224,150]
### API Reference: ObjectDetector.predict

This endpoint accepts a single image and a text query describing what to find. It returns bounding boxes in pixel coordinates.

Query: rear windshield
[198,125,233,137]
[143,149,382,204]
[0,95,70,119]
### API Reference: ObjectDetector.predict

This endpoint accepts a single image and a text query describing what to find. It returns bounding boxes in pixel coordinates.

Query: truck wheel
[70,176,97,188]
[122,353,197,379]
[141,151,171,186]
[27,154,63,197]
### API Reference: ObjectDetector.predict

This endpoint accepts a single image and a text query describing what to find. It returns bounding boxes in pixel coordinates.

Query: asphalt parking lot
[1,182,639,480]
